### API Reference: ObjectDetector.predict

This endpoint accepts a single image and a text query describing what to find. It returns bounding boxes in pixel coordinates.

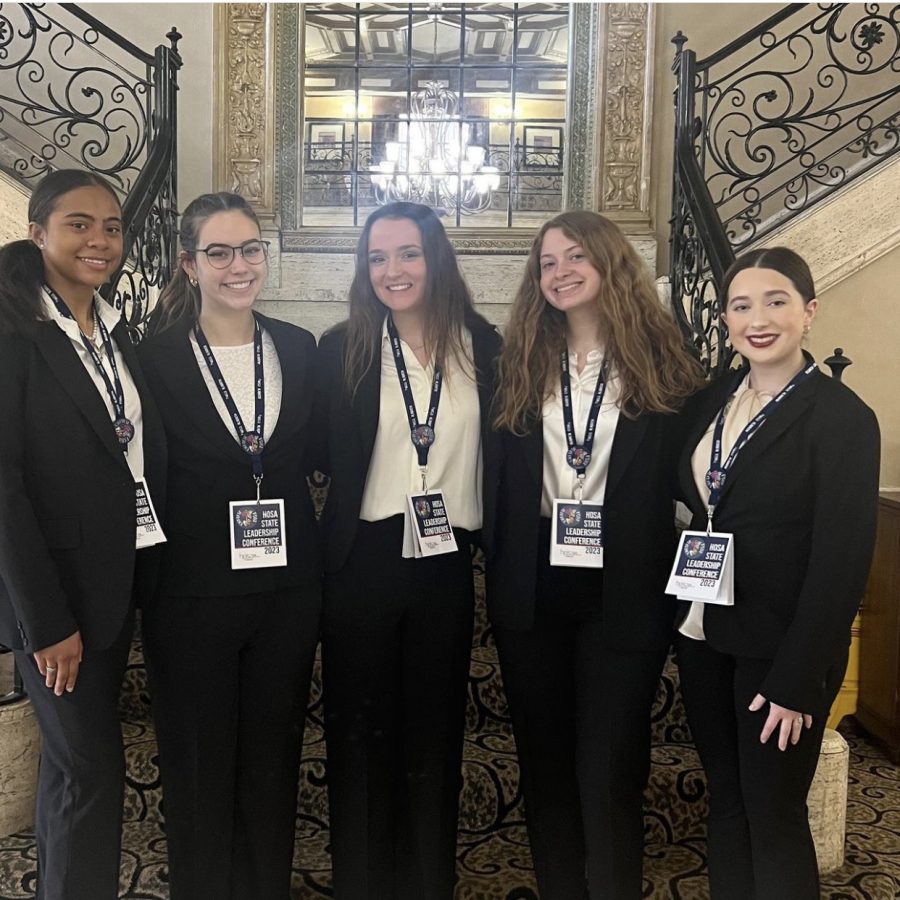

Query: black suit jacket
[137,313,322,597]
[483,404,681,653]
[314,315,502,573]
[0,318,167,652]
[676,365,880,715]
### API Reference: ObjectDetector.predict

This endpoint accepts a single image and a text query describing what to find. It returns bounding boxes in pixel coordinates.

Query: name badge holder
[135,479,166,549]
[386,316,458,559]
[194,319,288,569]
[550,351,609,568]
[666,360,817,605]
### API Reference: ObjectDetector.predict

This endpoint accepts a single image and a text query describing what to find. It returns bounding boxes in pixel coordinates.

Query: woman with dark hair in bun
[674,247,879,899]
[0,168,166,900]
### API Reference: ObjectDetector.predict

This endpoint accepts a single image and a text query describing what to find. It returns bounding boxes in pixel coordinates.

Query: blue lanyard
[193,317,265,482]
[705,359,817,527]
[386,315,443,470]
[45,285,133,451]
[560,349,609,479]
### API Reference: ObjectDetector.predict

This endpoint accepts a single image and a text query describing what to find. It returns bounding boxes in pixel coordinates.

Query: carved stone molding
[595,3,654,226]
[213,3,277,223]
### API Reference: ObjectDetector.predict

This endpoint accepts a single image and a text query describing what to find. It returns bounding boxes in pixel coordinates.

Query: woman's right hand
[34,630,83,696]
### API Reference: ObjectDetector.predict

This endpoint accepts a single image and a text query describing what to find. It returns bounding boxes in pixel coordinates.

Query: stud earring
[803,323,811,335]
[189,277,198,287]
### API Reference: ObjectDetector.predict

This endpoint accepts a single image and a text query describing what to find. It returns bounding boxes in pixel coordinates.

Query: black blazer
[0,319,167,652]
[677,365,880,715]
[483,405,681,653]
[314,315,502,573]
[137,313,322,598]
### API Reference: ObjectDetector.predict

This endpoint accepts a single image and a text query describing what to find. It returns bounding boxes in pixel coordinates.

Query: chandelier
[370,81,501,215]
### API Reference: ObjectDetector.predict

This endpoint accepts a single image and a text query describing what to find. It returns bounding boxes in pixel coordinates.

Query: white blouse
[190,328,283,444]
[680,373,773,640]
[540,347,621,518]
[360,320,483,531]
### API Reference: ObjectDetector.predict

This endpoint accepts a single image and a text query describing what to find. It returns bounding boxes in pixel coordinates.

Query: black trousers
[322,516,476,900]
[143,586,321,900]
[14,608,134,900]
[675,634,847,900]
[493,521,668,900]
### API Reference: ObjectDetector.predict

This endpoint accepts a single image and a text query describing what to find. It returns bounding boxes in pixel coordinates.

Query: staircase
[669,3,900,375]
[0,2,181,336]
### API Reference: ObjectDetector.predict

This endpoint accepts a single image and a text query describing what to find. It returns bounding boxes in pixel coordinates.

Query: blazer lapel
[714,369,819,508]
[33,322,129,469]
[256,314,304,450]
[606,412,649,501]
[154,321,248,462]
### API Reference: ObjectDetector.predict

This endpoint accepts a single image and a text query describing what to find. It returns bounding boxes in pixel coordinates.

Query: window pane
[304,12,357,64]
[302,3,569,228]
[360,13,409,64]
[411,12,462,64]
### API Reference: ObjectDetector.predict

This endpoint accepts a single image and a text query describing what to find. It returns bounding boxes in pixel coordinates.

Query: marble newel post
[0,654,39,836]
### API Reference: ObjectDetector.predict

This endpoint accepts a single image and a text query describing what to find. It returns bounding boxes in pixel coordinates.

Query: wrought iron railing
[0,2,181,335]
[670,3,900,375]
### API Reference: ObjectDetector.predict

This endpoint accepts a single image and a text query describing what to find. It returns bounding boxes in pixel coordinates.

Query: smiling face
[723,266,817,376]
[538,227,602,316]
[184,209,266,317]
[29,185,123,304]
[366,217,428,317]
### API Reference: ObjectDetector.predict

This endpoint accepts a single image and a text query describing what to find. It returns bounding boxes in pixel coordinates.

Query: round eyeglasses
[195,240,270,269]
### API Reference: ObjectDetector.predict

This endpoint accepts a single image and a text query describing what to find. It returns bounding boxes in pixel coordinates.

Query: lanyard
[705,359,817,529]
[193,317,266,490]
[386,315,442,485]
[560,349,609,498]
[45,285,133,451]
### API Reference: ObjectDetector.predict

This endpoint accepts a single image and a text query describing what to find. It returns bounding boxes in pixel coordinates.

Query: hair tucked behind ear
[494,211,703,434]
[0,168,120,335]
[148,192,261,335]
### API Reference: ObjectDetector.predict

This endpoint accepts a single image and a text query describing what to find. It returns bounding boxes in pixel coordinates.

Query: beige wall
[809,245,900,489]
[78,3,214,201]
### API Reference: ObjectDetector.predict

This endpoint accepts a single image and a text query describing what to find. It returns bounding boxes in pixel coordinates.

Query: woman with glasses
[138,192,322,900]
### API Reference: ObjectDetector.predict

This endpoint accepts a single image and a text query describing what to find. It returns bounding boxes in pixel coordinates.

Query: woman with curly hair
[485,211,702,899]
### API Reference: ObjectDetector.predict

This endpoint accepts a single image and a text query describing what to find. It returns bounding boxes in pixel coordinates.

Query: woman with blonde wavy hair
[484,211,701,899]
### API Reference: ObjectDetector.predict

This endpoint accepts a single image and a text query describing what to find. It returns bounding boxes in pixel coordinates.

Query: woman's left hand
[749,693,813,751]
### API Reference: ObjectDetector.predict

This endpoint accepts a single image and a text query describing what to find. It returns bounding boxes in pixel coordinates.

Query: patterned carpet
[1,557,899,899]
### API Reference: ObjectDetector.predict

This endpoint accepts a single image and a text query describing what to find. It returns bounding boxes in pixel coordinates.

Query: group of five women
[0,168,879,900]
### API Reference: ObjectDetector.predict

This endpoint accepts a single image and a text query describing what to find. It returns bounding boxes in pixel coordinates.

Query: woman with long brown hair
[138,192,322,900]
[485,211,701,899]
[315,201,500,899]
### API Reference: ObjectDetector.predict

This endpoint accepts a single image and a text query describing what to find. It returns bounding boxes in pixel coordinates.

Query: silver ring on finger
[45,666,57,672]
[795,716,804,725]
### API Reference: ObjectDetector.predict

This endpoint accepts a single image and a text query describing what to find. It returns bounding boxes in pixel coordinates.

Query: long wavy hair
[331,202,481,395]
[494,211,703,433]
[148,192,262,334]
[0,169,121,335]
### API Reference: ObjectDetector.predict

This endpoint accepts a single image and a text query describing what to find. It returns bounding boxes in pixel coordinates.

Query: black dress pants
[322,516,476,900]
[143,586,321,900]
[494,522,668,900]
[14,608,134,900]
[675,634,847,900]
